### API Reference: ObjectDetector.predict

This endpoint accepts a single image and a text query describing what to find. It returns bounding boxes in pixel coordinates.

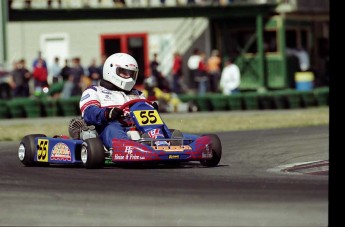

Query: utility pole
[0,0,8,66]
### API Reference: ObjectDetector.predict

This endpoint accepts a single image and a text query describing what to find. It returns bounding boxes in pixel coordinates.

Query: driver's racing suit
[79,85,146,148]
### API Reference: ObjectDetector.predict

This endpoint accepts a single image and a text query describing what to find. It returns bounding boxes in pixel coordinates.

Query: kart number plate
[37,139,49,162]
[133,110,163,126]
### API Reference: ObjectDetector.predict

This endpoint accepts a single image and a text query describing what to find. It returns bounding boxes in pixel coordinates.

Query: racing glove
[105,107,123,121]
[152,102,159,110]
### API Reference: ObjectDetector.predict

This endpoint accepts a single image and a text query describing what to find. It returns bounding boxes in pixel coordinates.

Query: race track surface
[0,126,329,226]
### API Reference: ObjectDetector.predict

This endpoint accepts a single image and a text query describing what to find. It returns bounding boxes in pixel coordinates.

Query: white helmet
[102,53,139,91]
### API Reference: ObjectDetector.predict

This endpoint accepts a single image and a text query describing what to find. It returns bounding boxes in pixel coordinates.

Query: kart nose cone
[18,144,25,161]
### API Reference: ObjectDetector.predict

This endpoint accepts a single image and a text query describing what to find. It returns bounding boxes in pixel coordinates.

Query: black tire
[200,134,222,167]
[18,134,47,167]
[81,138,105,169]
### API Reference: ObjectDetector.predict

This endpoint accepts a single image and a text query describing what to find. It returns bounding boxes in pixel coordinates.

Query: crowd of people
[0,49,241,100]
[8,0,236,9]
[148,48,241,96]
[0,51,106,99]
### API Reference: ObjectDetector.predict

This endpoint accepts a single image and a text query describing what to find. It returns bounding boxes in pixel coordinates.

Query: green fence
[0,87,329,119]
[0,96,81,119]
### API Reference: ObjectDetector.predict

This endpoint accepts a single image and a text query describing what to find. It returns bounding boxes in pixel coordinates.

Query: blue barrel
[295,72,314,91]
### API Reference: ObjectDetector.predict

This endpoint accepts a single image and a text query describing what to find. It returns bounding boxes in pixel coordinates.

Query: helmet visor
[116,67,138,80]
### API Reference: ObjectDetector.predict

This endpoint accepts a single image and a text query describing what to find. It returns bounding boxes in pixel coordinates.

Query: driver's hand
[105,107,124,121]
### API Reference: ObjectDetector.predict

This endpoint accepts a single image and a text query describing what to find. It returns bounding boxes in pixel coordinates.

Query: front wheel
[81,138,105,169]
[18,134,47,166]
[200,134,222,167]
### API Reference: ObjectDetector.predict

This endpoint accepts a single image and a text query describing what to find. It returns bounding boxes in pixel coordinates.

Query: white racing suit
[79,85,146,148]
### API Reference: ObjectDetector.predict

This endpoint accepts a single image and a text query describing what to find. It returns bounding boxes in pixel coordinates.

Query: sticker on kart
[37,139,49,162]
[133,110,163,126]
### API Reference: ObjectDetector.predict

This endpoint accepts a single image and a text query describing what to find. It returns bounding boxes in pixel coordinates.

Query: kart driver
[79,53,158,151]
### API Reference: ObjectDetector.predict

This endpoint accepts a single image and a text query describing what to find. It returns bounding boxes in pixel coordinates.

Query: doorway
[100,33,148,85]
[40,33,69,68]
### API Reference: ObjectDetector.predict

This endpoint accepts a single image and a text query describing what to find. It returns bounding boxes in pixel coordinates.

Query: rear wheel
[200,134,222,167]
[81,138,105,169]
[18,134,47,167]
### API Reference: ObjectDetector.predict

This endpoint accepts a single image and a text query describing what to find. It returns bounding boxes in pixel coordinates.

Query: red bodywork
[111,136,212,162]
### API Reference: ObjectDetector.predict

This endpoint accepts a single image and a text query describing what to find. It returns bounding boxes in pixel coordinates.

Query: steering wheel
[119,99,153,110]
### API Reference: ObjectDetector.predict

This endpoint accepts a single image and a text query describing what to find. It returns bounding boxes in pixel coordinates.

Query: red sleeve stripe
[81,100,101,113]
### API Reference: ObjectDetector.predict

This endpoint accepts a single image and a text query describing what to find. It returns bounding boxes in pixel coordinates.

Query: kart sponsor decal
[148,128,164,139]
[50,142,71,161]
[37,139,49,162]
[101,90,111,95]
[153,145,192,152]
[80,94,90,102]
[113,146,146,160]
[168,155,180,159]
[133,110,163,126]
[113,154,125,160]
[125,146,145,160]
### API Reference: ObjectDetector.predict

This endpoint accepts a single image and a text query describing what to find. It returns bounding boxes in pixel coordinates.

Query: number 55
[140,110,157,124]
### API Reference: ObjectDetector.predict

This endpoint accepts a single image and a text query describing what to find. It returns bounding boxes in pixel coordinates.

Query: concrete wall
[7,18,209,73]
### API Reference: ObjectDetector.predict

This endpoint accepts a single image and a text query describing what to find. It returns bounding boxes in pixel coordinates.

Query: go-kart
[18,99,222,169]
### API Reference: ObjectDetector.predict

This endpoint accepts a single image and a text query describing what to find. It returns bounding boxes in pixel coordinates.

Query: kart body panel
[19,99,220,168]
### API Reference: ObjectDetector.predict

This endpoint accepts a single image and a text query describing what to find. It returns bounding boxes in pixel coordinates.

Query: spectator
[207,49,222,93]
[219,57,241,95]
[150,53,160,80]
[9,59,31,97]
[0,65,12,99]
[150,53,170,92]
[69,57,85,96]
[61,59,71,81]
[171,52,183,94]
[98,54,107,81]
[142,76,182,113]
[211,0,220,5]
[60,74,74,99]
[195,52,208,95]
[32,51,47,70]
[131,0,141,7]
[187,0,196,5]
[88,58,102,86]
[47,0,62,8]
[32,58,49,93]
[24,0,32,9]
[49,56,62,85]
[187,48,201,90]
[113,0,126,7]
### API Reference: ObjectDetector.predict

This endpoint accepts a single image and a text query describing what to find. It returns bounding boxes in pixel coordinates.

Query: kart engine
[68,117,87,139]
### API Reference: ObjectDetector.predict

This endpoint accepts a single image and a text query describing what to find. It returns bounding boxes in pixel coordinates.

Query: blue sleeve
[83,105,108,126]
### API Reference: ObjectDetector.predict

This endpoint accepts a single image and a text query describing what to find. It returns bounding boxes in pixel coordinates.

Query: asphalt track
[0,125,328,226]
